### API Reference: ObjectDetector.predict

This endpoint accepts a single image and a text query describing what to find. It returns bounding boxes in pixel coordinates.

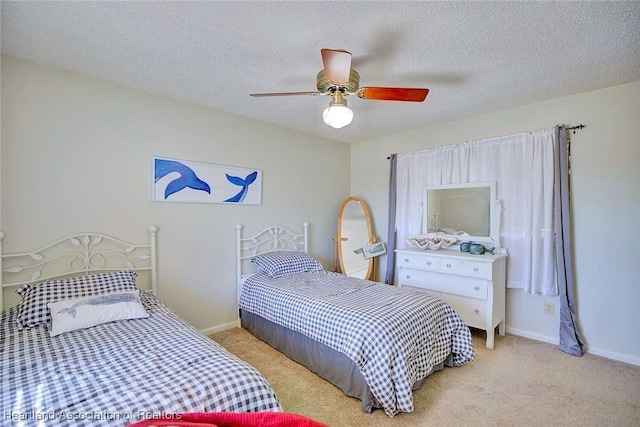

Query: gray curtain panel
[384,154,398,284]
[554,125,584,356]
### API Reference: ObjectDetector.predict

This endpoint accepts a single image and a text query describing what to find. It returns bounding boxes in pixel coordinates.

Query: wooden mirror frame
[334,196,376,281]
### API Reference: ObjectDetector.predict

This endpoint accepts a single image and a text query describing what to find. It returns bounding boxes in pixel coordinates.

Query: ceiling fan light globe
[323,104,353,129]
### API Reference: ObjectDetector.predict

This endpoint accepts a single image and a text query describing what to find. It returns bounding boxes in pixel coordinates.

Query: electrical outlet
[544,301,554,316]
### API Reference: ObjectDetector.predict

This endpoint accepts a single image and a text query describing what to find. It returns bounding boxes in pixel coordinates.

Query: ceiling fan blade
[250,91,322,97]
[357,87,429,102]
[321,48,352,84]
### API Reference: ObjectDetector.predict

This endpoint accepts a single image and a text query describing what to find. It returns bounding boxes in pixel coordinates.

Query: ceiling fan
[250,48,429,129]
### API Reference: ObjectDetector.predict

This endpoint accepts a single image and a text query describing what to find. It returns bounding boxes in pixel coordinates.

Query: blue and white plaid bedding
[1,291,281,426]
[240,271,475,417]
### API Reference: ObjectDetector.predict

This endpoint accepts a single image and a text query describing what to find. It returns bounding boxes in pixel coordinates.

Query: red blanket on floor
[128,412,329,427]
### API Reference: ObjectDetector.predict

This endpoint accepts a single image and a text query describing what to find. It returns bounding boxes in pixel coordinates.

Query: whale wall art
[152,157,262,205]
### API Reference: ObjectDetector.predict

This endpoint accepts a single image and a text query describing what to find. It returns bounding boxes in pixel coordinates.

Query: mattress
[239,270,475,417]
[1,290,281,426]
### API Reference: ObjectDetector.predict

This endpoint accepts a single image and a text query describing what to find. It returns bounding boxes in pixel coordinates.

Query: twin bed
[236,223,475,417]
[0,227,281,426]
[1,222,475,424]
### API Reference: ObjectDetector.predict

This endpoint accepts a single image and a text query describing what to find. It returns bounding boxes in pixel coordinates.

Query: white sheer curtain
[396,128,558,295]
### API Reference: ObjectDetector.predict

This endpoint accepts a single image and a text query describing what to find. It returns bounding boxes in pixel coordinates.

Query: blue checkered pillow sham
[251,251,323,278]
[15,270,138,328]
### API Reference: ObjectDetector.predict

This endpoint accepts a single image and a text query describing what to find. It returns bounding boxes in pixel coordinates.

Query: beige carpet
[211,328,640,427]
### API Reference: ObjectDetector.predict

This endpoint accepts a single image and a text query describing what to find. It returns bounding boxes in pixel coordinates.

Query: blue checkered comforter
[1,291,281,426]
[240,271,475,417]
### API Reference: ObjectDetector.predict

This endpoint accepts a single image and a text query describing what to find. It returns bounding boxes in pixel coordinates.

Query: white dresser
[395,247,507,349]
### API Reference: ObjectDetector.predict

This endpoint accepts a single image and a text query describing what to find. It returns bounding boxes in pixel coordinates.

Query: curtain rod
[386,124,587,159]
[567,124,585,134]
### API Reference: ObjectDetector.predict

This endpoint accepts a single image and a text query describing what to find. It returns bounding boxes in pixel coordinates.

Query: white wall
[3,55,638,365]
[351,81,640,365]
[0,56,351,330]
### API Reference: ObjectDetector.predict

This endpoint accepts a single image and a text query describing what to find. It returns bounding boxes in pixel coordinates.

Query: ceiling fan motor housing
[316,69,360,94]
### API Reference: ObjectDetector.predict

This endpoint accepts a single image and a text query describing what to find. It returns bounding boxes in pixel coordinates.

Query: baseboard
[584,346,640,366]
[505,326,559,345]
[506,326,640,367]
[200,321,237,336]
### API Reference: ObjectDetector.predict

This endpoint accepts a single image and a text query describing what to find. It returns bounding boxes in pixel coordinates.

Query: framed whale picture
[152,157,262,205]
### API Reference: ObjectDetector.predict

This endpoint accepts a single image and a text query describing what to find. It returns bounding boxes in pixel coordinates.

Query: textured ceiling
[2,1,639,143]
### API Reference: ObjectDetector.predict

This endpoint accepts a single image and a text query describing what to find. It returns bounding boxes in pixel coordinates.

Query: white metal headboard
[235,223,309,327]
[0,226,158,310]
[235,223,309,281]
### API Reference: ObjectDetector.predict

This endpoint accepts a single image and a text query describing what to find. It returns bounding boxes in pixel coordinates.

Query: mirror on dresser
[422,181,501,248]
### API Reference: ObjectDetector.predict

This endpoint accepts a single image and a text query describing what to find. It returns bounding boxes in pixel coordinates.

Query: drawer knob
[473,267,479,271]
[404,258,409,262]
[446,263,452,268]
[474,309,480,314]
[406,275,411,279]
[426,261,431,265]
[474,286,480,290]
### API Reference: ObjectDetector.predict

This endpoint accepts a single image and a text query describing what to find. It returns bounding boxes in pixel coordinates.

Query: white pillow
[15,269,139,328]
[47,290,149,337]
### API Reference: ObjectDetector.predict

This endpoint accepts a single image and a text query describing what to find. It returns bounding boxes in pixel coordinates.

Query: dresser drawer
[440,259,491,279]
[397,253,440,271]
[437,292,487,330]
[401,286,488,329]
[397,268,434,290]
[397,268,488,300]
